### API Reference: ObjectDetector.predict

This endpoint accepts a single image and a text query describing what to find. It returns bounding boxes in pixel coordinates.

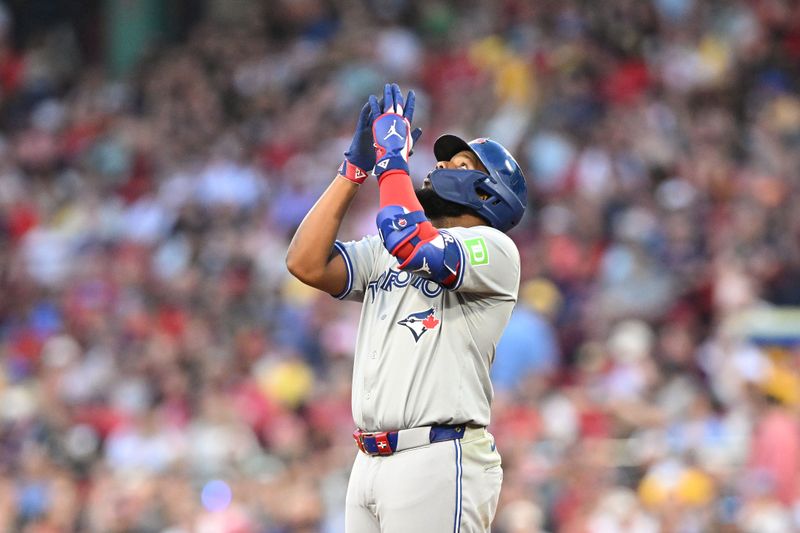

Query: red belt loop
[374,432,392,455]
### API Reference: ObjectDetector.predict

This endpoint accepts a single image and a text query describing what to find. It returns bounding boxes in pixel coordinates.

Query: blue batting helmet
[429,135,527,232]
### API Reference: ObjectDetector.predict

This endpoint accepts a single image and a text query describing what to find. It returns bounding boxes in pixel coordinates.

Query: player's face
[437,150,485,171]
[422,151,487,189]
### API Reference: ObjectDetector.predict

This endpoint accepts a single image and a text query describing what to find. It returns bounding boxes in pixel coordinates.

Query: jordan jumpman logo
[383,120,404,140]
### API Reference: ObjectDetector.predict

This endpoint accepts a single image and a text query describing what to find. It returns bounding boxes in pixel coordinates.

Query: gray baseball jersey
[334,225,520,432]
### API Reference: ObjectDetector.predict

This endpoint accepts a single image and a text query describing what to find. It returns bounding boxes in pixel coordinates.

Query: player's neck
[430,213,487,229]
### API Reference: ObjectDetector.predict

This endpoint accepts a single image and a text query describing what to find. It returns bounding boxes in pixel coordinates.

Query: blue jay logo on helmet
[430,135,527,232]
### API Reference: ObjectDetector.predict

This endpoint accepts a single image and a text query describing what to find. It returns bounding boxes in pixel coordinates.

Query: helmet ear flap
[428,169,504,229]
[474,183,503,206]
[428,169,486,210]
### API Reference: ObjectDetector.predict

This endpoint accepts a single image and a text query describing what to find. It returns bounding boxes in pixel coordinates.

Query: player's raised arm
[285,100,376,296]
[372,83,463,288]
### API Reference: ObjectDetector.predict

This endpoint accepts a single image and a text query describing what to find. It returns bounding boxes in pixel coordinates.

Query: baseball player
[286,83,527,532]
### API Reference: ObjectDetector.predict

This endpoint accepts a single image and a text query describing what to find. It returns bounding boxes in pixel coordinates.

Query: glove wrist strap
[374,156,409,178]
[338,160,369,185]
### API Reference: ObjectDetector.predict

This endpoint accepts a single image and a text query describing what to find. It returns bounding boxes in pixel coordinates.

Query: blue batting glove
[339,100,376,184]
[371,83,421,179]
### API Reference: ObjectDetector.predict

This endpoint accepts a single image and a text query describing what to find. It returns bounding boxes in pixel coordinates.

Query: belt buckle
[352,430,367,453]
[353,429,394,456]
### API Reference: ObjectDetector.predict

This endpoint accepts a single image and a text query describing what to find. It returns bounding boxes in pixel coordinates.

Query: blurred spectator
[747,392,800,506]
[492,278,561,392]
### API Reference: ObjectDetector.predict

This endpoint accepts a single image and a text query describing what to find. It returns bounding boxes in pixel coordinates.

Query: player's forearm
[379,170,425,212]
[378,170,438,260]
[286,175,359,283]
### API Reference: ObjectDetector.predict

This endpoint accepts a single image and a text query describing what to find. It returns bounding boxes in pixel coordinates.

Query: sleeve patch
[464,237,489,266]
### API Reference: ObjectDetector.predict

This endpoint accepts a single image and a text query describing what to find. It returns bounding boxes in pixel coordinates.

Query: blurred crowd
[1,0,800,531]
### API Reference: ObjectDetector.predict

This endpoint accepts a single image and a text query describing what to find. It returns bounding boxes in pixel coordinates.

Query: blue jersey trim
[441,230,466,291]
[453,439,463,532]
[331,241,354,300]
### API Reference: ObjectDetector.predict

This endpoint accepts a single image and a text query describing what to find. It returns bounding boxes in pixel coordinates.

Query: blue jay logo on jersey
[397,307,440,342]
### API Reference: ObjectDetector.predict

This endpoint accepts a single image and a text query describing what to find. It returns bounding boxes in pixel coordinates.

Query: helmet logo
[474,138,488,144]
